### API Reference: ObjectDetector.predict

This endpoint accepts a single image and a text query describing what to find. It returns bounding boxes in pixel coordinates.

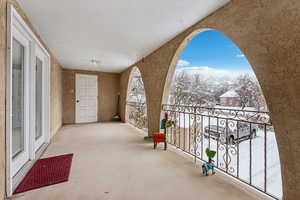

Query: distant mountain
[176,66,250,79]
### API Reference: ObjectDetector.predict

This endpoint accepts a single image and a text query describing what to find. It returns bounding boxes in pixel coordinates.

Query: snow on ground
[168,112,282,198]
[214,105,258,111]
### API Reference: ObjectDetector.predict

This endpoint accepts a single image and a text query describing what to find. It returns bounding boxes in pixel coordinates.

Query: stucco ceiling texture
[17,0,229,72]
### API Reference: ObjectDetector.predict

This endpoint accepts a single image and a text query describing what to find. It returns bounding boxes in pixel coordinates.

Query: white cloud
[177,59,190,66]
[236,54,245,58]
[176,66,252,79]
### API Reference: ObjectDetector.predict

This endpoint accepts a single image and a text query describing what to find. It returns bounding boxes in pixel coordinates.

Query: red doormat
[14,153,73,194]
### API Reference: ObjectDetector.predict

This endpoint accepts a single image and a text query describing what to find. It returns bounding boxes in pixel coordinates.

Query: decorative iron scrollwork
[127,102,148,130]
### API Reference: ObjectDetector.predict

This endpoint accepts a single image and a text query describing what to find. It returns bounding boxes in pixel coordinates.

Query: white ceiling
[17,0,230,73]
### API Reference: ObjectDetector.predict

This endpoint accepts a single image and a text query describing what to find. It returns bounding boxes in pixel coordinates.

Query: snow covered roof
[220,89,239,98]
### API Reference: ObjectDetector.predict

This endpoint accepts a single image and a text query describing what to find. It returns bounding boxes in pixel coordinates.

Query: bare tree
[127,68,148,129]
[235,74,267,110]
[169,72,214,106]
[189,74,209,106]
[169,71,191,105]
[169,70,268,112]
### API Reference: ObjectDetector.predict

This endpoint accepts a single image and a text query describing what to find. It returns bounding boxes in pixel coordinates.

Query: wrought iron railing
[162,104,282,199]
[126,102,148,131]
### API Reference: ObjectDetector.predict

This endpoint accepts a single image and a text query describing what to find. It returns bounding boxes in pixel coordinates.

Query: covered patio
[1,0,300,199]
[13,123,260,200]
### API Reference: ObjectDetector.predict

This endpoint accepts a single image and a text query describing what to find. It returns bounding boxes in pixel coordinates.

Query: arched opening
[162,30,282,199]
[126,66,148,132]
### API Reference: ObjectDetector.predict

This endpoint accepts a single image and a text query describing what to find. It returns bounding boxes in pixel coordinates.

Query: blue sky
[177,30,252,72]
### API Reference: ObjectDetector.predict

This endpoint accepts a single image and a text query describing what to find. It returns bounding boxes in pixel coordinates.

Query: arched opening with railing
[126,66,148,132]
[162,30,282,199]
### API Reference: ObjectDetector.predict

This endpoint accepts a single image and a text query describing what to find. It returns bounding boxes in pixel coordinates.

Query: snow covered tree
[127,68,148,129]
[189,74,209,106]
[168,69,268,111]
[169,71,191,105]
[235,74,267,110]
[128,69,146,103]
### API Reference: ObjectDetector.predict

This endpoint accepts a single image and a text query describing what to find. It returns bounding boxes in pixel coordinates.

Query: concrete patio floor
[13,123,267,200]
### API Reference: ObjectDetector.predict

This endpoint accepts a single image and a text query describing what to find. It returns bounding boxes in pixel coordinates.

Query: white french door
[7,6,51,195]
[33,47,47,151]
[10,26,30,176]
[75,74,98,123]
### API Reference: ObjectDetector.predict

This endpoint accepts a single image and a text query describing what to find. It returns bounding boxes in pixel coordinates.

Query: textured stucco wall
[63,69,120,124]
[51,59,63,137]
[120,0,300,199]
[0,0,63,198]
[120,68,132,122]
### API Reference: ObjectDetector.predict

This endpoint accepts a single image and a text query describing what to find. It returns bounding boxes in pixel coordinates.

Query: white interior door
[11,26,30,176]
[75,74,98,123]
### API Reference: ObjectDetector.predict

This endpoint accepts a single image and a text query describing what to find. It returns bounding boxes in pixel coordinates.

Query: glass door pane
[35,57,43,140]
[12,39,25,158]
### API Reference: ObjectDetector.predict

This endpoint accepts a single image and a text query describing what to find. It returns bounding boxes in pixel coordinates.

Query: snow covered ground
[167,112,282,198]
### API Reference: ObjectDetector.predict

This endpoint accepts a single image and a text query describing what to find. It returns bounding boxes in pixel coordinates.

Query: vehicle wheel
[249,132,255,139]
[252,129,257,138]
[229,136,235,144]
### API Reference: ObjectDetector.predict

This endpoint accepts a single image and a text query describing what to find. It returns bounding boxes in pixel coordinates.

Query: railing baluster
[189,113,191,153]
[175,111,177,147]
[208,116,211,151]
[217,117,219,168]
[249,122,252,185]
[201,115,203,160]
[179,111,181,149]
[237,121,240,178]
[226,119,229,173]
[184,112,186,151]
[264,123,267,192]
[168,111,171,143]
[194,106,197,164]
[171,111,174,145]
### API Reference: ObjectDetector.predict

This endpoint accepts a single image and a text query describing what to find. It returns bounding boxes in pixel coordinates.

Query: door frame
[6,4,51,196]
[33,46,48,151]
[9,19,31,178]
[75,73,98,123]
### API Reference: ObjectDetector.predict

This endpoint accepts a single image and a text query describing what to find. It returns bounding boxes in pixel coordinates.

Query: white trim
[6,4,51,197]
[34,46,47,151]
[10,23,31,177]
[28,41,36,161]
[44,53,51,144]
[5,4,13,196]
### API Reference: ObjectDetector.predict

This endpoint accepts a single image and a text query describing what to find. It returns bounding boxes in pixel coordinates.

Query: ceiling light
[90,59,101,66]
